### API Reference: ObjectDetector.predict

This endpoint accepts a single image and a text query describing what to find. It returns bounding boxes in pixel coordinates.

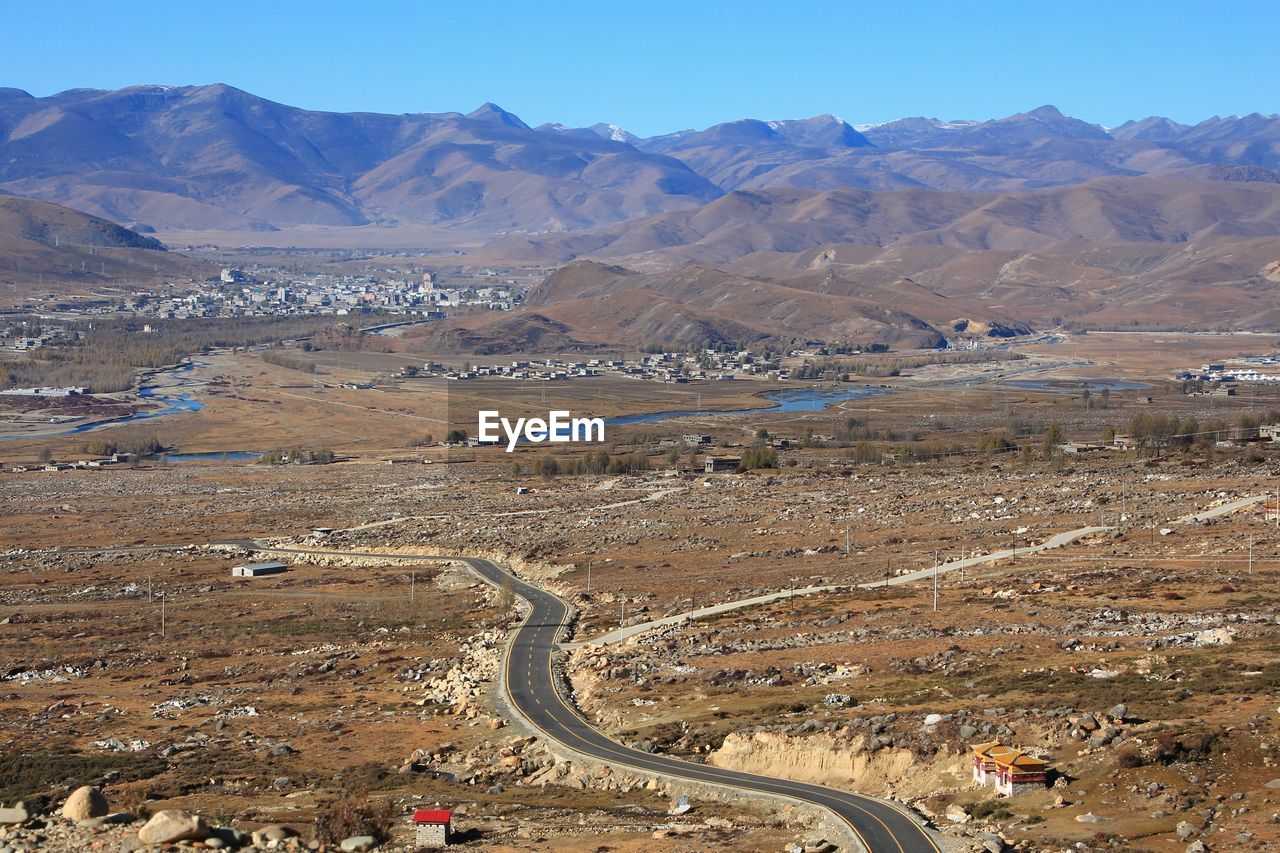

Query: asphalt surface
[456,555,941,853]
[253,545,939,851]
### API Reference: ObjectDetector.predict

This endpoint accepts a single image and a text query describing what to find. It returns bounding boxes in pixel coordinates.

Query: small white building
[231,561,288,578]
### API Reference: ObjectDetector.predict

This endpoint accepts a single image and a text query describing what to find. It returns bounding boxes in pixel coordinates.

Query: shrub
[966,799,1012,821]
[0,751,165,802]
[314,787,396,845]
[1116,746,1145,768]
[976,432,1016,453]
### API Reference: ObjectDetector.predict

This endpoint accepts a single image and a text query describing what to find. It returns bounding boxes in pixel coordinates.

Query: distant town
[421,349,789,384]
[5,268,521,328]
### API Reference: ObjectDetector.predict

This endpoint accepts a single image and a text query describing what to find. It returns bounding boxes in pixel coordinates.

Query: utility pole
[620,599,625,629]
[933,550,939,613]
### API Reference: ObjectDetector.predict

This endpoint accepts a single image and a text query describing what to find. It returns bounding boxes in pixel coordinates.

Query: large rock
[138,809,209,844]
[252,824,298,844]
[0,803,28,824]
[1176,820,1199,839]
[1108,703,1129,720]
[61,786,109,820]
[340,836,377,852]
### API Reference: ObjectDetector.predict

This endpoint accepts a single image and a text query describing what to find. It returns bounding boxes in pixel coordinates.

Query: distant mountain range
[2,84,1279,237]
[4,83,1280,345]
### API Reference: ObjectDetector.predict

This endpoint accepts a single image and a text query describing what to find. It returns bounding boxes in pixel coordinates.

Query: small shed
[413,809,452,847]
[232,561,288,578]
[1263,500,1280,522]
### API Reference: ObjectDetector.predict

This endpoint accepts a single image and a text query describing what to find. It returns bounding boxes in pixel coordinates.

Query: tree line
[792,350,1025,380]
[1,314,384,393]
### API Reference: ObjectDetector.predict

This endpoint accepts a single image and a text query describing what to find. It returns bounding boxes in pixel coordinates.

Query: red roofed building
[971,742,1050,796]
[413,809,452,847]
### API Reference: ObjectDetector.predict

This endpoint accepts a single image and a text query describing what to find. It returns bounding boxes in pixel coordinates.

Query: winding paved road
[258,546,939,852]
[463,555,941,853]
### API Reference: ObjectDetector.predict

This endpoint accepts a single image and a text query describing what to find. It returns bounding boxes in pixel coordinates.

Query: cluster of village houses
[428,350,787,383]
[10,270,517,321]
[0,322,70,352]
[1058,422,1280,456]
[1177,359,1280,386]
[5,451,137,473]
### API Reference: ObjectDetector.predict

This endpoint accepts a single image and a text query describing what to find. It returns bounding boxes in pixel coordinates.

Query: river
[606,385,889,427]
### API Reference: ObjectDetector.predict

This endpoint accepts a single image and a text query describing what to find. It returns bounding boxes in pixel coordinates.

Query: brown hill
[726,235,1280,331]
[473,176,1280,334]
[402,260,960,354]
[488,176,1280,264]
[0,194,208,306]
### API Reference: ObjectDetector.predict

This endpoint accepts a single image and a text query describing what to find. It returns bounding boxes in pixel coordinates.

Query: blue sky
[4,1,1277,135]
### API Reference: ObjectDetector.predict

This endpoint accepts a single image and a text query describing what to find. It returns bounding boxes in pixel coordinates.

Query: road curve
[459,555,941,853]
[257,545,939,852]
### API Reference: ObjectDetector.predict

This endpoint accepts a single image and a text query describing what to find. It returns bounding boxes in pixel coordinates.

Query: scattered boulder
[138,809,209,845]
[252,823,299,844]
[340,836,377,852]
[0,803,29,824]
[1176,820,1199,838]
[978,831,1005,853]
[61,786,109,820]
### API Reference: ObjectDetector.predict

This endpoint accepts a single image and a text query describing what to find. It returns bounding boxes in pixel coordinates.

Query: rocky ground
[4,423,1280,849]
